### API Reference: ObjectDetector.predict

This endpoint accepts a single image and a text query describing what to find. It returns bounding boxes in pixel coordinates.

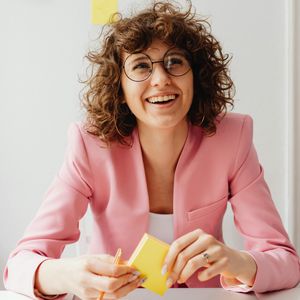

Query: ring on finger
[202,252,210,264]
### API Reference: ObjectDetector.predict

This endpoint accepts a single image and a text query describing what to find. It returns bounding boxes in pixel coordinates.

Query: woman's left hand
[162,229,257,287]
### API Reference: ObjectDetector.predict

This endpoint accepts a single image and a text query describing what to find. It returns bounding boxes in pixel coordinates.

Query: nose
[150,62,171,87]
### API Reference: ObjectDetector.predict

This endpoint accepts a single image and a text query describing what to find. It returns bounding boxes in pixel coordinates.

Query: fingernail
[128,274,139,282]
[132,270,141,276]
[139,277,147,286]
[166,277,173,288]
[198,273,204,281]
[161,264,167,275]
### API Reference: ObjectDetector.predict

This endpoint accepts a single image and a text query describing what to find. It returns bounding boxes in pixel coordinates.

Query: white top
[148,212,174,244]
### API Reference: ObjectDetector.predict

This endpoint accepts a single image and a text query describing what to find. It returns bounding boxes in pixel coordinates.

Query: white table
[255,285,300,300]
[124,288,257,299]
[1,286,299,300]
[0,289,256,300]
[124,286,300,300]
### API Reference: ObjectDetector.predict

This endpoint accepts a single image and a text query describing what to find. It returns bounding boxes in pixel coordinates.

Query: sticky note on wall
[91,0,118,24]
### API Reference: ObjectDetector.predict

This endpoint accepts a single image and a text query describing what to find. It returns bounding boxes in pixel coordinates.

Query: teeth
[147,94,176,103]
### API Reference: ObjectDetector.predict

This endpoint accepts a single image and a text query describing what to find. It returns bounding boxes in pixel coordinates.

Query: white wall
[295,0,300,253]
[0,0,298,290]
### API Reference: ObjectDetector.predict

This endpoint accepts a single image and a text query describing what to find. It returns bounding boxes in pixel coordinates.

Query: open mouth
[146,94,178,105]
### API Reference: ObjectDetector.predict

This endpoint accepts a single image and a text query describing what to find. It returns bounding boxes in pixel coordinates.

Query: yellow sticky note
[91,0,118,25]
[128,233,170,296]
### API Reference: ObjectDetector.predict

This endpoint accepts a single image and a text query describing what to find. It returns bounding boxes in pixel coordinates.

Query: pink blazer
[3,113,300,298]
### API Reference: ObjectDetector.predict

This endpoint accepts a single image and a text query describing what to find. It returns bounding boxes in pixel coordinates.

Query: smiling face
[120,39,194,132]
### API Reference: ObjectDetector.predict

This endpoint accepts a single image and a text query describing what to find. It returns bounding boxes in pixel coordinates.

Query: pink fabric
[3,113,300,299]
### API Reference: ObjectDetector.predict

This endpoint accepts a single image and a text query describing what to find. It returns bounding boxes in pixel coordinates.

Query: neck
[137,121,189,172]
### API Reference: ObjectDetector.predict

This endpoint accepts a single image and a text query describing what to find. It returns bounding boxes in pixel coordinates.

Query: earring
[200,115,205,126]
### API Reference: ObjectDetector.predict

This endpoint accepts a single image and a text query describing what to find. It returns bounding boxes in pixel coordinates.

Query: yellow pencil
[97,248,122,300]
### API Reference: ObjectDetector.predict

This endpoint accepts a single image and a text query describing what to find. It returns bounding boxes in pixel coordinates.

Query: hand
[35,254,143,299]
[162,229,257,287]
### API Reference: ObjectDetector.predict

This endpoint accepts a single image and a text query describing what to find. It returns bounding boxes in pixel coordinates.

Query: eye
[132,62,151,71]
[165,55,187,69]
[169,57,183,65]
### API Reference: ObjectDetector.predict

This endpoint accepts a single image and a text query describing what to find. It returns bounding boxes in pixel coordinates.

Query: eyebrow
[146,47,160,51]
[125,48,188,65]
[127,56,149,65]
[167,50,187,56]
[146,48,187,58]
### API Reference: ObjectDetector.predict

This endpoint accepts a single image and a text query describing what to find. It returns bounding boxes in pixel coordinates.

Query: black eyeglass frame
[122,48,192,82]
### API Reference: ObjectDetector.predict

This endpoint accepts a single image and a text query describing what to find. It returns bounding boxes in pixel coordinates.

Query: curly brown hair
[82,0,234,146]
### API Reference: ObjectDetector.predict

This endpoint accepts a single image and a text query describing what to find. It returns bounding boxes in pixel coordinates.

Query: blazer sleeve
[220,115,300,293]
[3,123,92,299]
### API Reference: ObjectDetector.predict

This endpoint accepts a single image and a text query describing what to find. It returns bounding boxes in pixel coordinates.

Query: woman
[4,1,300,299]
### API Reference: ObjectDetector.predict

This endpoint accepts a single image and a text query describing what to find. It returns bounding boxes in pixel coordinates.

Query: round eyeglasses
[123,48,192,82]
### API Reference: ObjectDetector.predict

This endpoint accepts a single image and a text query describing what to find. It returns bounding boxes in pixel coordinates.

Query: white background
[0,0,299,290]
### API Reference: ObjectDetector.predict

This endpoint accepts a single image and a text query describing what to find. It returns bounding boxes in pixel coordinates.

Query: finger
[198,257,229,281]
[86,257,137,277]
[177,244,221,283]
[104,276,145,299]
[76,272,140,299]
[170,234,216,283]
[163,229,203,274]
[87,270,141,293]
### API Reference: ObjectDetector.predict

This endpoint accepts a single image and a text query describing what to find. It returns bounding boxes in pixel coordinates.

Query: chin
[149,118,188,130]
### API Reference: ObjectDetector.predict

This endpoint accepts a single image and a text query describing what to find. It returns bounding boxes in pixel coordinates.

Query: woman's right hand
[35,254,143,299]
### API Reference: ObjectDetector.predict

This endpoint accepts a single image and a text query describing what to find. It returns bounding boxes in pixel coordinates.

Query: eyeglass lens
[124,49,191,82]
